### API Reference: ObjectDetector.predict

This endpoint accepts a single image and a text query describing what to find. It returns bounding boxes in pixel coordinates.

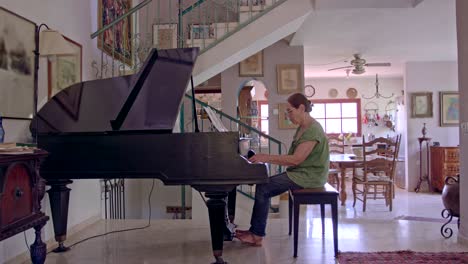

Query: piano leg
[46,179,73,253]
[227,188,237,224]
[205,192,234,264]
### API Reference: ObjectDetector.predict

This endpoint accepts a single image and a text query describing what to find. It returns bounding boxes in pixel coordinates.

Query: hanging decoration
[362,74,394,99]
[363,101,379,127]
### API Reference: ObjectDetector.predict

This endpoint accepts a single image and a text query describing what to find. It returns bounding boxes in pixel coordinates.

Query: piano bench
[288,183,339,258]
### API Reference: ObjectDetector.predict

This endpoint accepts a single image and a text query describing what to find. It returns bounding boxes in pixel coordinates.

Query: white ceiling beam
[314,0,425,10]
[192,0,312,86]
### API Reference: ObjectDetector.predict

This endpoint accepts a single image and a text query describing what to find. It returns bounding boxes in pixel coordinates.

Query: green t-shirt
[286,121,329,188]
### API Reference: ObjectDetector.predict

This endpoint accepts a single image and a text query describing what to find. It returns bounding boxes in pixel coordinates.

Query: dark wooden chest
[0,150,49,264]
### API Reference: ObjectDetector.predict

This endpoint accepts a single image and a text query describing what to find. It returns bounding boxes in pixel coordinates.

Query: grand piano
[30,48,268,264]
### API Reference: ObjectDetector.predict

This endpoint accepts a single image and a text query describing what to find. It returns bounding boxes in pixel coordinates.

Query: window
[310,99,361,136]
[257,100,269,134]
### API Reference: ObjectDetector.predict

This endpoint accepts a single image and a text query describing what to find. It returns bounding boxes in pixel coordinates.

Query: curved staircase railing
[183,94,285,211]
[89,0,287,78]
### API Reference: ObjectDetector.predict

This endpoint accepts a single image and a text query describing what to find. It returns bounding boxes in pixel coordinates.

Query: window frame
[257,100,269,134]
[310,98,362,137]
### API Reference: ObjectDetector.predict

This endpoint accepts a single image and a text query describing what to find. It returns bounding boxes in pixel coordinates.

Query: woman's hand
[248,153,269,163]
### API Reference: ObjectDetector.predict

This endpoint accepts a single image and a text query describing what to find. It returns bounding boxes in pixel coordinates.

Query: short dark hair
[287,93,312,112]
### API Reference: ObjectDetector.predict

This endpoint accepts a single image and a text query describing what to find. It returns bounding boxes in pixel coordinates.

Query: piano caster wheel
[52,242,70,253]
[212,256,227,264]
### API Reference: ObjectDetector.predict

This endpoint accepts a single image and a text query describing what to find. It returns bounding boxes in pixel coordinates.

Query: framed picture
[189,24,214,39]
[239,51,263,77]
[439,91,459,127]
[411,92,433,118]
[98,0,133,67]
[48,36,82,99]
[152,23,177,49]
[277,64,302,95]
[0,7,37,120]
[278,103,298,129]
[240,0,266,6]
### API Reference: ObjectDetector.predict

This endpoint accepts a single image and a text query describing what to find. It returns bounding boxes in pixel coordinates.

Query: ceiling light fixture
[362,74,394,99]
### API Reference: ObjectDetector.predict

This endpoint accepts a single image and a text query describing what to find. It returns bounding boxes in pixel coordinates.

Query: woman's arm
[248,141,317,166]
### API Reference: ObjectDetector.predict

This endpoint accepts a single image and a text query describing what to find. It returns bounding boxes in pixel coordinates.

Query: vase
[441,175,459,217]
[421,123,427,138]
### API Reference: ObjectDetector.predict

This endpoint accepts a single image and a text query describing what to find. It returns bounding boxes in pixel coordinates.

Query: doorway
[237,80,269,148]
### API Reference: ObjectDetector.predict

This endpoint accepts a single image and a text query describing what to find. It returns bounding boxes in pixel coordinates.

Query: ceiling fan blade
[365,63,391,67]
[328,66,353,71]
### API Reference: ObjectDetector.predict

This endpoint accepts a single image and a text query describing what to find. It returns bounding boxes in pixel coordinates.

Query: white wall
[404,61,459,192]
[131,179,192,220]
[456,0,468,244]
[0,1,101,262]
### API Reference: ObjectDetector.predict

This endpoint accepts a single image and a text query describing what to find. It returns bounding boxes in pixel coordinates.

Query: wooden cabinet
[0,151,49,264]
[430,146,459,192]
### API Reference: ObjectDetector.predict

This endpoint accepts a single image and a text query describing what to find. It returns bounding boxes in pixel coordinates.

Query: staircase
[90,0,313,84]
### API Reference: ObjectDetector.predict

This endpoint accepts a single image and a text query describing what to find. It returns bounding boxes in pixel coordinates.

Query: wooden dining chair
[389,135,402,199]
[352,135,401,212]
[327,135,345,191]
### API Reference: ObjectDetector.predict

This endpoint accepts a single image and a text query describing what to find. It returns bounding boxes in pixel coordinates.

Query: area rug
[338,251,468,263]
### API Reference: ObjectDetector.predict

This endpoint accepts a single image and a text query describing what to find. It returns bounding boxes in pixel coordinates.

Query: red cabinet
[0,151,49,264]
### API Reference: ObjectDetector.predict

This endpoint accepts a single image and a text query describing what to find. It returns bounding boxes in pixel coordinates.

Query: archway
[236,79,269,137]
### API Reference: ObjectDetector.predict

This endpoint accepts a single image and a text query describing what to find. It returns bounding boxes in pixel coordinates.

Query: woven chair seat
[354,173,392,182]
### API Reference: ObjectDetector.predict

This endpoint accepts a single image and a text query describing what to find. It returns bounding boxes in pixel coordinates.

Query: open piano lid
[32,48,199,134]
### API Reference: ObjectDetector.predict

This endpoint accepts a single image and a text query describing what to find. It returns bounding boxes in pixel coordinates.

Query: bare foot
[235,230,263,247]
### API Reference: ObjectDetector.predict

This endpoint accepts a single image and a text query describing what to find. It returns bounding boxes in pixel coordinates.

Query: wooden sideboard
[430,146,459,192]
[0,151,49,264]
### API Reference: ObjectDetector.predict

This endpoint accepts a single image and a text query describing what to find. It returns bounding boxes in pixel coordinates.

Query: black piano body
[31,48,268,264]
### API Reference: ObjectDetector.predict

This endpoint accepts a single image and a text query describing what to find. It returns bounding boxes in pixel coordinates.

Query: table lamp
[33,24,75,143]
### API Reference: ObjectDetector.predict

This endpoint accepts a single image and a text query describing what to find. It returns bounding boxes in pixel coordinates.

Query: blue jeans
[249,172,302,237]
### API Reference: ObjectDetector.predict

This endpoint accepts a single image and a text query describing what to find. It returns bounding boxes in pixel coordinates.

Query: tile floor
[40,180,466,264]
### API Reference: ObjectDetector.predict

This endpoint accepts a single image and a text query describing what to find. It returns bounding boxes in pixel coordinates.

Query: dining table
[329,154,364,206]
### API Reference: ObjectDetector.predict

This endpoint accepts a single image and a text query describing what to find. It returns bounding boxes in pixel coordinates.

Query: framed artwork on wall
[152,23,177,49]
[439,91,459,127]
[239,51,263,77]
[411,92,433,118]
[240,0,266,6]
[278,103,298,129]
[98,0,133,67]
[277,64,302,95]
[48,36,82,99]
[0,7,37,119]
[189,24,214,39]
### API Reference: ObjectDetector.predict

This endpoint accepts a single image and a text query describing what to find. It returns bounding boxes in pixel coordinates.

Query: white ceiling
[291,0,457,78]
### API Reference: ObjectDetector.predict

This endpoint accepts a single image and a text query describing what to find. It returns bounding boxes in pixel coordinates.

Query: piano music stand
[415,137,432,193]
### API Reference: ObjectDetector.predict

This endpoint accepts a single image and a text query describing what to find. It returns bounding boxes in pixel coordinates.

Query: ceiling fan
[328,54,391,75]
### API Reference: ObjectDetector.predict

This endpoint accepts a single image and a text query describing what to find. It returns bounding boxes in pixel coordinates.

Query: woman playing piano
[235,93,330,246]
